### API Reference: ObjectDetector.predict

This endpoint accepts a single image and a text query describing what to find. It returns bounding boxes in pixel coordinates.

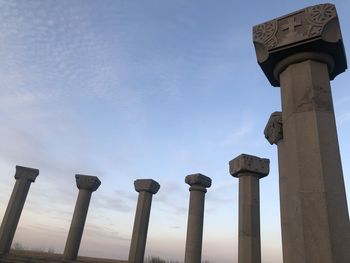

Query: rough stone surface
[64,175,100,260]
[14,166,39,182]
[185,173,212,188]
[277,60,350,263]
[128,179,160,263]
[256,4,350,260]
[264,111,283,145]
[184,174,211,263]
[230,155,268,263]
[238,175,261,263]
[76,174,101,192]
[0,166,39,254]
[229,154,269,178]
[253,3,347,86]
[264,112,293,262]
[134,179,160,194]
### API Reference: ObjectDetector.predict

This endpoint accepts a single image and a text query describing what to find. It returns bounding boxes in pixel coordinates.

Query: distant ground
[0,250,127,263]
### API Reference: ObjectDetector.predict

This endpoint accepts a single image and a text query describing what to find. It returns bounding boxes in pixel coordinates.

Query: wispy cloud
[217,120,254,147]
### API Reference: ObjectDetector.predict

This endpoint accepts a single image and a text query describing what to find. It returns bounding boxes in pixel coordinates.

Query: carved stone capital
[15,165,39,182]
[134,179,160,194]
[264,111,283,145]
[253,3,346,86]
[229,154,269,179]
[75,174,101,192]
[185,173,212,189]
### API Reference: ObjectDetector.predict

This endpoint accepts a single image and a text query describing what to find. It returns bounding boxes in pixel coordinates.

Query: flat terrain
[0,250,127,263]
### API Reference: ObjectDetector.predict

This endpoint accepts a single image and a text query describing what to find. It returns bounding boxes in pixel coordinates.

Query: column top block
[264,111,283,145]
[75,174,101,192]
[185,173,212,188]
[229,154,269,179]
[134,179,160,194]
[253,3,347,87]
[15,165,39,182]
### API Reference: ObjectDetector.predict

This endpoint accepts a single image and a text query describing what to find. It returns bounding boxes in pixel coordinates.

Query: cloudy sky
[0,1,350,262]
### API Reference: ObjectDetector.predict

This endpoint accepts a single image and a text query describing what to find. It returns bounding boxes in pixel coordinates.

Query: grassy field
[0,250,128,263]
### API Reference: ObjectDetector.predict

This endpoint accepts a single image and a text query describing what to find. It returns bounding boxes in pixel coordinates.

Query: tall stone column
[253,3,350,262]
[184,173,211,263]
[63,174,101,261]
[264,112,292,261]
[229,154,269,263]
[128,179,160,263]
[0,166,39,254]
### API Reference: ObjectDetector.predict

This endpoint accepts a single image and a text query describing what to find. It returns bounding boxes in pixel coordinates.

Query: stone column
[184,173,211,263]
[253,3,350,263]
[229,154,269,263]
[63,174,101,261]
[0,166,39,254]
[128,179,160,263]
[264,112,292,261]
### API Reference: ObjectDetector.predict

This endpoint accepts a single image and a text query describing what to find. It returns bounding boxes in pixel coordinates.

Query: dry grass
[144,256,210,263]
[0,250,127,263]
[1,250,210,263]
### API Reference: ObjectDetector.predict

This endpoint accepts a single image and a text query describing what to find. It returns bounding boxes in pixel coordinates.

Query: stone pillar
[253,3,350,263]
[229,154,269,263]
[63,174,101,261]
[184,173,211,263]
[0,166,39,254]
[128,179,160,263]
[264,112,292,261]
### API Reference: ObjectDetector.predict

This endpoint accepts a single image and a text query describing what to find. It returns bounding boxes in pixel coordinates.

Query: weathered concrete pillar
[253,3,350,262]
[229,154,269,263]
[128,179,160,263]
[0,166,39,254]
[184,173,211,263]
[63,174,101,261]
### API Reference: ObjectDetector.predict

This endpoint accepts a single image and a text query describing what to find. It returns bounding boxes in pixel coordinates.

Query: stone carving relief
[264,112,283,145]
[253,3,337,51]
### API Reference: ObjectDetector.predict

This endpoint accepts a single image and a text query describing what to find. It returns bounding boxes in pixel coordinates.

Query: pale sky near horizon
[1,1,350,263]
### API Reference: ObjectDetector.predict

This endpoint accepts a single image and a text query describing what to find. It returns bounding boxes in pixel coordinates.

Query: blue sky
[0,1,350,262]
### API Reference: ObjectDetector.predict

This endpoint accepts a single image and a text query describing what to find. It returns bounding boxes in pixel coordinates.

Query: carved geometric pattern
[305,4,336,37]
[306,4,336,24]
[253,3,337,51]
[252,3,345,87]
[253,20,278,49]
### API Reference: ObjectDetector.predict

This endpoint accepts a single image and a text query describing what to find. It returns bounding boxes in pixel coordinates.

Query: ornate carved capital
[75,174,101,192]
[134,179,160,194]
[185,173,212,191]
[264,111,283,145]
[229,154,269,179]
[15,165,39,182]
[253,3,346,86]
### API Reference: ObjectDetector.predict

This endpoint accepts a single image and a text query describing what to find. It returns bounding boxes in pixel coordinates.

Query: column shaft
[0,179,32,253]
[185,188,205,263]
[128,191,153,263]
[64,189,92,260]
[279,60,350,262]
[238,175,261,263]
[275,140,293,262]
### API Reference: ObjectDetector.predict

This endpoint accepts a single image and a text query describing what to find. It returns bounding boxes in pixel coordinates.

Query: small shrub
[12,242,25,250]
[144,256,180,263]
